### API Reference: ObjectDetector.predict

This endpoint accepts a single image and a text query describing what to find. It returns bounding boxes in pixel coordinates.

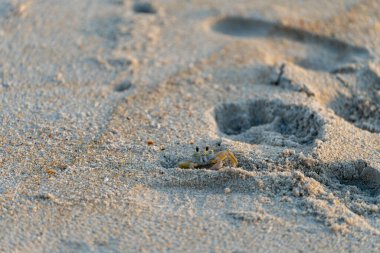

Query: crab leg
[210,160,223,170]
[178,161,198,169]
[211,150,238,167]
[226,150,238,167]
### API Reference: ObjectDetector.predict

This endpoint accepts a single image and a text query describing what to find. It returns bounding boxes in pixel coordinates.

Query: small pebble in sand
[224,187,231,194]
[375,21,380,32]
[292,187,301,197]
[14,2,31,16]
[147,140,154,145]
[58,164,68,171]
[281,196,292,203]
[55,72,65,84]
[46,169,57,175]
[282,149,295,157]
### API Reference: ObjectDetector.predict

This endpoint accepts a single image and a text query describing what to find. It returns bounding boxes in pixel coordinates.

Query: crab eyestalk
[193,146,214,163]
[203,146,214,162]
[192,146,201,163]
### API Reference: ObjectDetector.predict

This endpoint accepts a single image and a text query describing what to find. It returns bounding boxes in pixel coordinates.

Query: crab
[178,146,238,170]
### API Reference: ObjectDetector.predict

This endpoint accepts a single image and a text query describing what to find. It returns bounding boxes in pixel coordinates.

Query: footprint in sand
[330,64,380,133]
[211,16,371,73]
[324,159,380,196]
[214,98,324,148]
[214,98,380,195]
[209,16,379,135]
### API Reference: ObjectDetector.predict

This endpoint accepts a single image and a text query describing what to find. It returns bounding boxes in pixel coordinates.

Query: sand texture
[0,0,380,252]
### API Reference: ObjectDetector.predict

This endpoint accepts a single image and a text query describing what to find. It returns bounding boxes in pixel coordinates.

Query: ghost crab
[178,146,238,170]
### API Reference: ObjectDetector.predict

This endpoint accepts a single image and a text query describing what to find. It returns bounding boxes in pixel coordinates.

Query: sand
[0,0,380,252]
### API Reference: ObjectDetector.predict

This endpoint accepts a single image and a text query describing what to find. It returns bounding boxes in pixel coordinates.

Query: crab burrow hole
[214,99,325,147]
[133,2,156,14]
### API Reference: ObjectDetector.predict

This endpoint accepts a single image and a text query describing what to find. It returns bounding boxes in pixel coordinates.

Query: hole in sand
[214,99,323,146]
[211,16,371,72]
[133,2,156,14]
[114,80,132,92]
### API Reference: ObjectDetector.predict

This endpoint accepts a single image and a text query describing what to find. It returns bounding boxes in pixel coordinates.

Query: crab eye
[195,146,199,152]
[205,146,209,151]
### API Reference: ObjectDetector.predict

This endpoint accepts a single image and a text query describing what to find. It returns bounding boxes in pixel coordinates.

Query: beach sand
[0,0,380,252]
